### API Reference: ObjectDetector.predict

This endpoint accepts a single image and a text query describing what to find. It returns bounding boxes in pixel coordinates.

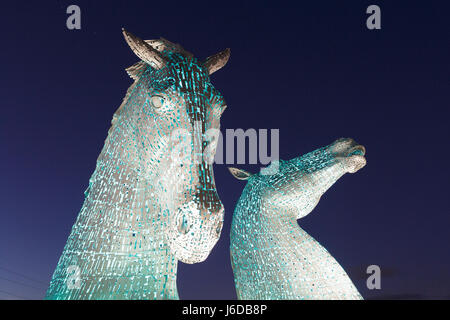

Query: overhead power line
[0,266,48,286]
[0,276,45,291]
[0,289,32,300]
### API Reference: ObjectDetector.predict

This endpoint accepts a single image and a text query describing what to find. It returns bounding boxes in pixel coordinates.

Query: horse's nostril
[347,145,366,157]
[211,205,224,237]
[177,214,190,235]
[215,220,224,236]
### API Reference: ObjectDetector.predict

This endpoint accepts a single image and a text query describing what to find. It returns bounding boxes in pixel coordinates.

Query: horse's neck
[235,202,360,299]
[232,195,327,298]
[71,116,180,299]
[257,205,316,253]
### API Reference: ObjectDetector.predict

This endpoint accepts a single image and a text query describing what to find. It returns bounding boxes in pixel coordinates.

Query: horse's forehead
[169,58,223,125]
[170,56,207,83]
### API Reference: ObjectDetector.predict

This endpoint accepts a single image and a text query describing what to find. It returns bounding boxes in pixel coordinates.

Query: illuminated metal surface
[229,138,366,300]
[46,30,228,300]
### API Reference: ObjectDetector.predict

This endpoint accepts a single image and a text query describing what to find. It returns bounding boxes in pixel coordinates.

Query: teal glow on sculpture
[46,29,229,300]
[229,138,366,300]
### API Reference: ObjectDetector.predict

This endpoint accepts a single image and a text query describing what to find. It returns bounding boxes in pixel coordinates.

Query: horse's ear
[228,167,253,181]
[204,48,230,75]
[122,28,167,70]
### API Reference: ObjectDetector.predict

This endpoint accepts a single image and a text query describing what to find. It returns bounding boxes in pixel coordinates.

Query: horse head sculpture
[46,30,229,299]
[120,29,228,263]
[229,138,366,299]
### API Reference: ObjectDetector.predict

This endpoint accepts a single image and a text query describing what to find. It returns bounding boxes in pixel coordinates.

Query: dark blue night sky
[0,0,449,299]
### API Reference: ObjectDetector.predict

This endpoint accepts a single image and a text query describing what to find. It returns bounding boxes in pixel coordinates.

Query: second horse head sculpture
[229,138,366,299]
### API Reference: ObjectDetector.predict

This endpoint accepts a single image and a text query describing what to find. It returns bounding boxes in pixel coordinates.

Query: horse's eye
[150,95,164,108]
